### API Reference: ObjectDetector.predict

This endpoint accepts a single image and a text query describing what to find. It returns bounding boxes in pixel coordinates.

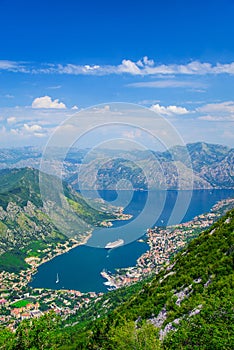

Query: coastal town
[0,237,104,330]
[100,198,234,288]
[0,197,233,329]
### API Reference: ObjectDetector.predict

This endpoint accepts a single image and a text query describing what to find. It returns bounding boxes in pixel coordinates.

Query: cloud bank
[1,57,234,77]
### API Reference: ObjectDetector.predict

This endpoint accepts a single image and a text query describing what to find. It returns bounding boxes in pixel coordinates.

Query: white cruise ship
[105,239,124,249]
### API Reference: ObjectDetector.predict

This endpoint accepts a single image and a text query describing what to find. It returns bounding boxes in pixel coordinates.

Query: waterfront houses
[100,198,234,289]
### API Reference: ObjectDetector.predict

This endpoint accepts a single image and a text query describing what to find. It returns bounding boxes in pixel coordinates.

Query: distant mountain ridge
[72,142,234,190]
[0,142,233,189]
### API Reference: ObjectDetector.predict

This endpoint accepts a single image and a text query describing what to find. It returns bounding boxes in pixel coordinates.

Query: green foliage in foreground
[0,315,162,350]
[164,297,234,349]
[1,208,234,349]
[0,312,66,350]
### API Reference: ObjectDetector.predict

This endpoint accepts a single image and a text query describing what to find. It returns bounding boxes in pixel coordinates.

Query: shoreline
[6,195,234,293]
[26,230,93,287]
[100,197,234,289]
[26,206,132,288]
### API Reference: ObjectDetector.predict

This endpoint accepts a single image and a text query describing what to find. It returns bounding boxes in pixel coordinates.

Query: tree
[14,311,67,349]
[0,328,15,349]
[109,320,162,350]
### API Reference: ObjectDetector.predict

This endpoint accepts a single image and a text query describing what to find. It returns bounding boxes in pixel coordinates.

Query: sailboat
[56,273,59,284]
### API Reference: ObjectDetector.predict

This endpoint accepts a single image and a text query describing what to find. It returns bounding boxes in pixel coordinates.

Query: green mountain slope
[2,208,233,349]
[65,208,234,349]
[0,168,117,272]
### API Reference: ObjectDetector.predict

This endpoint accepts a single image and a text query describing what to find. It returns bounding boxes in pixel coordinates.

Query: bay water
[30,189,234,292]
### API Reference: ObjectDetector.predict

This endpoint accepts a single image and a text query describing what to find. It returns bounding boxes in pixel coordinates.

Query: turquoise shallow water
[30,189,234,293]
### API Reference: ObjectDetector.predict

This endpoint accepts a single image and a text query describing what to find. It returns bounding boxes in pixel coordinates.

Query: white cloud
[197,101,234,114]
[198,115,234,121]
[47,85,62,90]
[0,61,17,70]
[71,105,79,110]
[213,62,234,75]
[56,63,101,75]
[122,129,142,139]
[189,89,206,93]
[93,105,111,113]
[23,123,42,132]
[34,132,46,138]
[118,59,141,74]
[32,96,66,109]
[0,60,28,73]
[150,103,190,116]
[128,80,206,88]
[7,116,16,124]
[5,94,14,98]
[9,123,46,138]
[10,128,19,135]
[197,101,234,121]
[137,56,154,67]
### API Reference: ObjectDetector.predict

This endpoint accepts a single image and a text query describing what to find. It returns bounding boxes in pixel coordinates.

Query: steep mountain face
[71,142,233,190]
[0,168,117,272]
[200,149,234,187]
[0,142,233,189]
[185,142,230,172]
[90,157,213,190]
[2,208,233,349]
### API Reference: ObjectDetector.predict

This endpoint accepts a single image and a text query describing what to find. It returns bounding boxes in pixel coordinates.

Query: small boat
[105,239,124,249]
[56,273,59,284]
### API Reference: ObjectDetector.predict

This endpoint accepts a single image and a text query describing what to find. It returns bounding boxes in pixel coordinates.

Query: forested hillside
[0,168,117,272]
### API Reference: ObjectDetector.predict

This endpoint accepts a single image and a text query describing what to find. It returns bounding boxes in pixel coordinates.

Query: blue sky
[0,0,234,148]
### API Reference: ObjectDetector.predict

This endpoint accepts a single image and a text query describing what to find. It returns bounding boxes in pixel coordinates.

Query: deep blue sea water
[30,189,234,293]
